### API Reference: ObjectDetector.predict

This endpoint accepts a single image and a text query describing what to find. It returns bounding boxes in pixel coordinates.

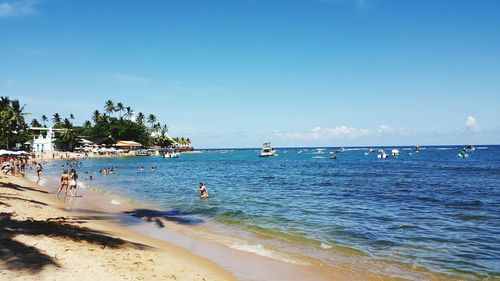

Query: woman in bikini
[57,170,70,198]
[69,169,78,198]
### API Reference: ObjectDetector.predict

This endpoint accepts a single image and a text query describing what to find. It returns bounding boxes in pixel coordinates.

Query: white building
[32,128,56,153]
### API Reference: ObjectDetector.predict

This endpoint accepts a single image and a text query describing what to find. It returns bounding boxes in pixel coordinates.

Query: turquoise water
[43,146,500,279]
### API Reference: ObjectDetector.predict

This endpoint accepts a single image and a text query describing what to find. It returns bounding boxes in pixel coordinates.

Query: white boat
[336,148,347,153]
[315,148,326,154]
[414,145,421,153]
[391,149,400,156]
[163,152,180,158]
[377,150,388,159]
[259,142,277,157]
[464,145,475,152]
[134,149,149,156]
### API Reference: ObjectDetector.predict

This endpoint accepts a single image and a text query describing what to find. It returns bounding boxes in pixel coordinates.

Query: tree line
[1,96,191,150]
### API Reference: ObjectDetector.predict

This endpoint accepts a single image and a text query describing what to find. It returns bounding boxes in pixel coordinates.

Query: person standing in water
[35,161,43,180]
[69,168,78,198]
[57,170,70,198]
[199,182,208,199]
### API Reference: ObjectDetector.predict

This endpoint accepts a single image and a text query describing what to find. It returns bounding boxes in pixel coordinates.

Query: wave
[230,243,310,266]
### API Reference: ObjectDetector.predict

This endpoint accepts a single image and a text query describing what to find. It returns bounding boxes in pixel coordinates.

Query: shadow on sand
[0,179,152,274]
[124,208,204,228]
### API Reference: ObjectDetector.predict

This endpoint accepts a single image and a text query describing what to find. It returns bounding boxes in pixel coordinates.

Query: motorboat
[134,149,149,156]
[259,142,277,157]
[315,148,326,154]
[163,152,180,159]
[458,149,469,158]
[414,145,421,153]
[391,149,400,156]
[464,145,475,152]
[329,152,337,159]
[377,149,388,159]
[336,147,347,153]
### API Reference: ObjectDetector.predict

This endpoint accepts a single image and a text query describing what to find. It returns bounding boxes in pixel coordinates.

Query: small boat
[414,145,421,153]
[336,148,347,153]
[259,142,277,157]
[458,149,469,158]
[329,152,337,159]
[315,148,326,154]
[163,152,180,158]
[464,145,475,152]
[377,150,388,159]
[391,149,400,156]
[134,149,149,156]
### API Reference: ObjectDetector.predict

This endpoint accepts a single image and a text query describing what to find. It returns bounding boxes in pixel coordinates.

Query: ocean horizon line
[195,143,499,150]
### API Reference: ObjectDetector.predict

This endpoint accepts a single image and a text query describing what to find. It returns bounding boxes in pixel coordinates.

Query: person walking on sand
[57,170,70,198]
[35,161,43,180]
[69,168,78,198]
[199,182,209,199]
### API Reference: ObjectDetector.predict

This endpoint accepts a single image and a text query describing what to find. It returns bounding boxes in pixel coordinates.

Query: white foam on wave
[111,199,121,205]
[320,242,333,249]
[230,243,310,266]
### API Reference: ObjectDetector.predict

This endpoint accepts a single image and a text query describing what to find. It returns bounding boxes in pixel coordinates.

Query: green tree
[55,118,79,151]
[92,110,102,124]
[30,119,42,127]
[0,97,29,149]
[124,106,133,120]
[105,100,115,116]
[136,112,145,124]
[115,102,124,118]
[52,113,61,126]
[41,114,48,127]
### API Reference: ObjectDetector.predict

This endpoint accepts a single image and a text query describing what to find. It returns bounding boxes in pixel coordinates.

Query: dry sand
[0,174,235,281]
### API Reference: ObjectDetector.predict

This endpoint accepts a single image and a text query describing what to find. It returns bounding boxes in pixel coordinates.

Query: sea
[37,145,500,280]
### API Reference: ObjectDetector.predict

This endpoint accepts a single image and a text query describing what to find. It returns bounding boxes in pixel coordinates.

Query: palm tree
[147,114,157,128]
[104,100,115,116]
[115,102,124,118]
[30,119,42,127]
[9,99,28,131]
[83,120,92,127]
[124,106,133,120]
[0,98,28,149]
[52,113,61,125]
[92,110,101,124]
[136,112,145,124]
[57,118,78,151]
[41,114,48,127]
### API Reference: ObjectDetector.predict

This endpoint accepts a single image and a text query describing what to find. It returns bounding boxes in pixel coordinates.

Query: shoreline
[3,155,463,280]
[0,173,235,281]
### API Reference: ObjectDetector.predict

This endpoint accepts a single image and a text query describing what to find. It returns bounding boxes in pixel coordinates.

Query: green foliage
[0,96,29,149]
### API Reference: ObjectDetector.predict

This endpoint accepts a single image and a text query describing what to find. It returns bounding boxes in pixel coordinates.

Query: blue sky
[1,0,499,148]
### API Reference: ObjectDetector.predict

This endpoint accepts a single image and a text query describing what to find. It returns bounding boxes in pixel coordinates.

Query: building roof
[115,140,142,147]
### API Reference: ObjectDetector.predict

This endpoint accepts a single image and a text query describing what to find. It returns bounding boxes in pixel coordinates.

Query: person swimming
[199,182,208,199]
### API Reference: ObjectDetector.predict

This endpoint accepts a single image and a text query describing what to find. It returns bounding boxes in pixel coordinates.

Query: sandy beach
[0,173,235,281]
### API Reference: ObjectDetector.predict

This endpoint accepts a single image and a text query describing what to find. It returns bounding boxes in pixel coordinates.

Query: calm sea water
[43,146,500,279]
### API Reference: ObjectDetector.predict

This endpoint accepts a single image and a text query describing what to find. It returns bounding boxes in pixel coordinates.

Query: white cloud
[275,126,369,140]
[464,116,481,133]
[0,0,37,18]
[378,124,409,136]
[111,73,151,84]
